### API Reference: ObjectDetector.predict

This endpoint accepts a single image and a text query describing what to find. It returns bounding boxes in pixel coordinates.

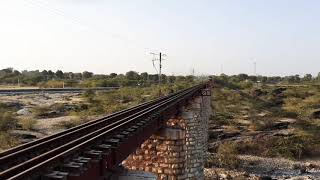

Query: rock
[17,108,32,116]
[272,121,289,129]
[299,166,307,174]
[305,162,317,170]
[208,129,224,139]
[274,129,294,137]
[259,176,272,180]
[243,172,250,177]
[272,87,287,95]
[9,130,39,139]
[219,173,228,178]
[38,111,60,118]
[251,89,265,97]
[208,142,221,152]
[311,109,320,119]
[288,176,312,180]
[4,101,23,109]
[218,131,241,139]
[279,118,297,124]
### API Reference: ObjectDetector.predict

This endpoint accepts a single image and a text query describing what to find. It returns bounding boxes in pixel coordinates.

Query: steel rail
[0,87,190,169]
[8,85,202,180]
[2,85,202,179]
[0,84,204,179]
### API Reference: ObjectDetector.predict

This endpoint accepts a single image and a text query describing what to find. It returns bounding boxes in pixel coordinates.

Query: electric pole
[150,52,166,96]
[159,52,162,87]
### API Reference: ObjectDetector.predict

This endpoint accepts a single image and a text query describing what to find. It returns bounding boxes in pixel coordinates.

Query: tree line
[213,73,320,89]
[1,68,319,88]
[0,68,196,88]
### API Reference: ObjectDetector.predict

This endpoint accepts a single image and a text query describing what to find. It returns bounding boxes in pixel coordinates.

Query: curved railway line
[0,83,208,180]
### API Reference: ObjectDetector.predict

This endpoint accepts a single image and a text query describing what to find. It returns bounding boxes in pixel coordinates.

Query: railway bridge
[0,82,212,180]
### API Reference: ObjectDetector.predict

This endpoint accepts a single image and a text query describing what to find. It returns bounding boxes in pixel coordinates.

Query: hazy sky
[0,0,319,76]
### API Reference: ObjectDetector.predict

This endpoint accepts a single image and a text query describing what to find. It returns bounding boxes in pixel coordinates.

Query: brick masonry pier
[122,93,211,180]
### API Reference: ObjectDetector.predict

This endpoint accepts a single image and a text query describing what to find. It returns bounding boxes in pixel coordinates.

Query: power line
[24,0,149,52]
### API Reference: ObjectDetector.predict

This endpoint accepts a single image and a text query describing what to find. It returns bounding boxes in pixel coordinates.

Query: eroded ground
[206,85,320,179]
[0,93,85,148]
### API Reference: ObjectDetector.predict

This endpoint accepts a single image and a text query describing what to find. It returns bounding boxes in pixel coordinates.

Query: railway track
[0,84,206,180]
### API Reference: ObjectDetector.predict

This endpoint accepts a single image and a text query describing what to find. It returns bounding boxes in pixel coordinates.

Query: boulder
[17,108,32,116]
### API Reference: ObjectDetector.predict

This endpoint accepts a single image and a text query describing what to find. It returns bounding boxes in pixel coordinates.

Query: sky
[0,0,319,76]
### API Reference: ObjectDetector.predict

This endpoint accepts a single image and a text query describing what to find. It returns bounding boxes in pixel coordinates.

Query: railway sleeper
[83,150,102,161]
[43,171,68,180]
[112,134,126,142]
[61,162,84,176]
[93,144,112,155]
[72,157,91,169]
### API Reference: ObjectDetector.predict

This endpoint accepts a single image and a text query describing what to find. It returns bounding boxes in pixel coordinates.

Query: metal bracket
[201,89,211,96]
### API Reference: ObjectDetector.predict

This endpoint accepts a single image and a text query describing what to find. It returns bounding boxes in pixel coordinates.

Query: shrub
[38,80,64,88]
[83,89,95,103]
[0,112,17,131]
[0,132,18,149]
[54,116,87,129]
[216,142,240,169]
[265,133,313,159]
[236,140,261,155]
[32,106,50,117]
[20,118,37,131]
[252,119,276,131]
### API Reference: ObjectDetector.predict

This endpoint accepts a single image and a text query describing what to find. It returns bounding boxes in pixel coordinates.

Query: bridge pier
[122,95,211,180]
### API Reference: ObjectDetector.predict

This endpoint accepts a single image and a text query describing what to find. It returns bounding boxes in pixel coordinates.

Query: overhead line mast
[150,52,167,96]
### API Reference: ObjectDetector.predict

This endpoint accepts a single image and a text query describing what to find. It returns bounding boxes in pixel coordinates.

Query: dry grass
[19,118,37,131]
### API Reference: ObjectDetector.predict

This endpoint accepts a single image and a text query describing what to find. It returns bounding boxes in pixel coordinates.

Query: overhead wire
[23,0,151,52]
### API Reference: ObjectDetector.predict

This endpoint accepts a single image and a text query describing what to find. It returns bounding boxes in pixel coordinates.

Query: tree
[140,72,148,81]
[185,75,194,82]
[73,73,82,80]
[125,71,139,80]
[55,70,64,79]
[109,73,117,78]
[82,71,93,79]
[64,72,74,79]
[168,76,176,83]
[47,70,54,80]
[13,70,20,76]
[238,74,249,81]
[303,74,312,82]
